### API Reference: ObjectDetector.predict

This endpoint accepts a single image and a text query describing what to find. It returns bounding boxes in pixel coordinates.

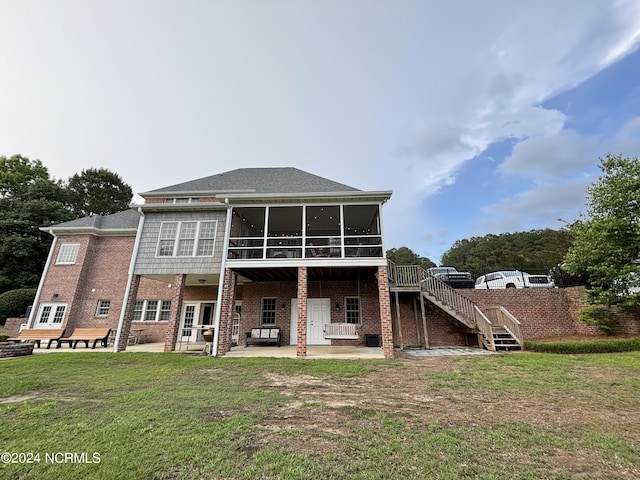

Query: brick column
[216,268,237,357]
[296,266,308,358]
[164,274,186,352]
[377,265,394,359]
[117,275,141,352]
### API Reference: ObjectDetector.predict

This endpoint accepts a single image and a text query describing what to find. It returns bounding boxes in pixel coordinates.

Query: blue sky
[1,1,639,262]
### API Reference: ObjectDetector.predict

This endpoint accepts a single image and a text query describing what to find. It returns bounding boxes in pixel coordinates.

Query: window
[36,303,67,326]
[133,300,172,322]
[56,244,80,264]
[145,300,159,321]
[159,301,172,321]
[261,298,276,325]
[163,198,199,204]
[345,297,361,324]
[156,221,217,257]
[96,300,111,316]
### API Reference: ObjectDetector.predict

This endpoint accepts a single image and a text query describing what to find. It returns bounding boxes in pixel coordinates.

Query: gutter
[113,208,146,352]
[211,198,233,357]
[27,232,58,328]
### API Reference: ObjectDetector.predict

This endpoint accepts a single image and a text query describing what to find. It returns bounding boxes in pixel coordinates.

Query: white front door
[290,298,331,345]
[307,298,331,345]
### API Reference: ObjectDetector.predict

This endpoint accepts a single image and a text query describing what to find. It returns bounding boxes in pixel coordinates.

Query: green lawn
[1,352,639,479]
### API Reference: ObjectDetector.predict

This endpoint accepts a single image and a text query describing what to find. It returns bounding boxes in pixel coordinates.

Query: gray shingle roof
[43,209,140,232]
[143,167,361,196]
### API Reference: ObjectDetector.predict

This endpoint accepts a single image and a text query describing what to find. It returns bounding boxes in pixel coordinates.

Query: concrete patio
[27,342,495,358]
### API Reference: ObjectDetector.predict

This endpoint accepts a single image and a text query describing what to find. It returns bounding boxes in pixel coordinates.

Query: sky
[1,1,640,263]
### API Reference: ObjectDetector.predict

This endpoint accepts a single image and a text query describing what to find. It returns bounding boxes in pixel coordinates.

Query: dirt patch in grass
[245,355,640,477]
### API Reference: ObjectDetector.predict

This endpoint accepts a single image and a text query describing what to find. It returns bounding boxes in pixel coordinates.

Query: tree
[386,246,436,270]
[564,154,640,308]
[0,154,50,197]
[441,229,573,279]
[0,155,72,293]
[67,168,133,216]
[0,288,36,325]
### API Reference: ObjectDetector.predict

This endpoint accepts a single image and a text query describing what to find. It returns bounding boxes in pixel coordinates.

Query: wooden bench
[56,328,112,349]
[6,328,66,349]
[245,327,281,347]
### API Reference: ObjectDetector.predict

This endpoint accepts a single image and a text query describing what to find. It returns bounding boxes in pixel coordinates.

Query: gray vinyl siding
[134,210,227,275]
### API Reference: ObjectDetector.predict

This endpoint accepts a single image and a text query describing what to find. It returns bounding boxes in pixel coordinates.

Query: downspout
[28,232,58,328]
[113,208,146,352]
[211,199,233,357]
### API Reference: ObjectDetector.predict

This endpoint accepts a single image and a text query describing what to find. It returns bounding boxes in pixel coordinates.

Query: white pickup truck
[475,271,555,289]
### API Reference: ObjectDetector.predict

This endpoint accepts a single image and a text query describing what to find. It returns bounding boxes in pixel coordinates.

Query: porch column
[296,266,308,358]
[216,268,237,357]
[419,294,429,349]
[116,274,141,352]
[164,274,186,352]
[377,265,394,359]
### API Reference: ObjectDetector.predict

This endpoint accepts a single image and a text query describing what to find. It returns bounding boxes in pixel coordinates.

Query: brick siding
[392,286,640,345]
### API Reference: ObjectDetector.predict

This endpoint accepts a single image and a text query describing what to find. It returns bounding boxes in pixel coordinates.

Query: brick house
[27,168,396,358]
[28,167,631,357]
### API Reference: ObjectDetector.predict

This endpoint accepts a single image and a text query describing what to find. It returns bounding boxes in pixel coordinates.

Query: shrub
[0,334,8,342]
[0,288,36,326]
[525,337,640,354]
[578,305,618,335]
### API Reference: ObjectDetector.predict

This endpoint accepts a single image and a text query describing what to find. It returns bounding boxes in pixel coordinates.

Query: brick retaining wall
[0,342,34,358]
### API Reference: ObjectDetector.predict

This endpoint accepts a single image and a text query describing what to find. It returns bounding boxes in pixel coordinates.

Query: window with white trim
[133,300,172,322]
[95,300,111,316]
[345,296,361,324]
[36,303,67,326]
[163,198,199,204]
[56,244,80,264]
[156,221,217,257]
[261,298,276,325]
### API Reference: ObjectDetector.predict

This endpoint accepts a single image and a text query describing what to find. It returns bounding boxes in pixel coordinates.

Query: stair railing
[485,306,523,346]
[473,306,495,351]
[420,271,478,329]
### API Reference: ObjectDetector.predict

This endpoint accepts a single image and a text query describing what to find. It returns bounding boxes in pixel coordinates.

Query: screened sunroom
[227,204,383,260]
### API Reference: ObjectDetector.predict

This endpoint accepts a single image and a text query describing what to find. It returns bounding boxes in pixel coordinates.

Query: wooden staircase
[388,261,523,351]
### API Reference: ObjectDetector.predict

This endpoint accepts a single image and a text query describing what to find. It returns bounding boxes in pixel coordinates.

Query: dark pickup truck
[427,267,475,289]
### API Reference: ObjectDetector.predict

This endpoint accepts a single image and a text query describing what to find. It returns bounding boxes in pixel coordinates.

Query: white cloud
[1,1,640,258]
[479,178,593,234]
[499,130,601,180]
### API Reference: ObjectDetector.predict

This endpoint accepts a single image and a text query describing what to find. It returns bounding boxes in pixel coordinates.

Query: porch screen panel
[267,206,302,259]
[228,207,266,259]
[305,205,340,258]
[343,205,383,257]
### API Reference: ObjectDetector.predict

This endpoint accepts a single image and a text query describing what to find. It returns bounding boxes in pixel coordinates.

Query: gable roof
[142,167,361,197]
[40,209,140,235]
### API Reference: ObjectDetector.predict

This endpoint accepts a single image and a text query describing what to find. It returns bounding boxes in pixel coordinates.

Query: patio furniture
[56,327,112,349]
[7,328,66,349]
[245,327,281,347]
[323,323,359,339]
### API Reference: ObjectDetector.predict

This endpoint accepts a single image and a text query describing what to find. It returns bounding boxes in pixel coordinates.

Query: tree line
[2,152,638,325]
[0,154,133,295]
[388,153,640,314]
